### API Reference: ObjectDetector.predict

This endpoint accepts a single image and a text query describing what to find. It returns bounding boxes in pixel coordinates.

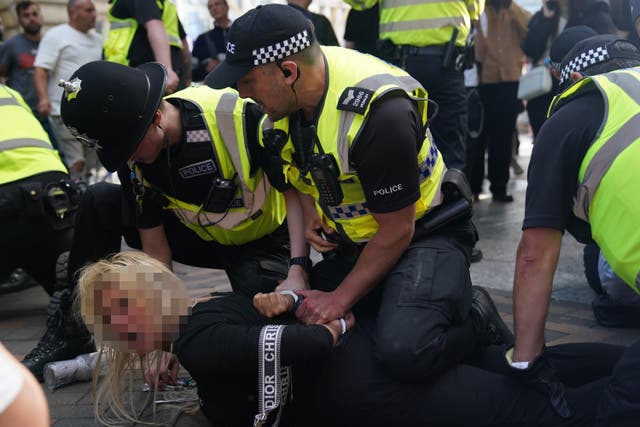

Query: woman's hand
[322,312,355,346]
[144,350,180,389]
[254,291,297,318]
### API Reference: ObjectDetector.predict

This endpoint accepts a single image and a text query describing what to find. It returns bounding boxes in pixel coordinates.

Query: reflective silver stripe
[574,71,640,221]
[575,114,640,222]
[607,69,640,105]
[168,35,181,45]
[337,73,423,173]
[380,16,466,33]
[0,97,22,107]
[109,21,133,29]
[215,91,256,211]
[385,0,465,7]
[0,138,52,153]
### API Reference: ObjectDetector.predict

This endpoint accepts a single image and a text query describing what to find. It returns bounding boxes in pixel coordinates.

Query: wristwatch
[289,256,312,274]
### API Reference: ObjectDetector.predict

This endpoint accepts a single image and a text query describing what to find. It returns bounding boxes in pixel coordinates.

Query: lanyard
[254,325,291,427]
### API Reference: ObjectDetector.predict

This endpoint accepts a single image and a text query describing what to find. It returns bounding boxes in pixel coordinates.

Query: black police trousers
[597,338,640,426]
[0,171,74,294]
[67,182,290,297]
[405,52,468,170]
[312,218,476,382]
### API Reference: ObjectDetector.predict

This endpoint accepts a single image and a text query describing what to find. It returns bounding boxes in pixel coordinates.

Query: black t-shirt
[523,89,604,243]
[109,0,186,70]
[270,92,423,214]
[118,100,264,229]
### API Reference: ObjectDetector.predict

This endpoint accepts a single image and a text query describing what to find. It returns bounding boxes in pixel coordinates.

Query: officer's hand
[253,292,296,318]
[506,347,574,419]
[295,289,347,325]
[144,350,179,390]
[304,221,338,253]
[37,98,51,117]
[322,312,355,346]
[166,69,180,94]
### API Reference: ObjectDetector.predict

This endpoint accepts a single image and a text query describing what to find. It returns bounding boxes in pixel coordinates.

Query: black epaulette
[336,86,375,114]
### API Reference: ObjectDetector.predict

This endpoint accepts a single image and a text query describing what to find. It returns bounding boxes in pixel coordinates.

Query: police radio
[309,153,343,207]
[204,176,238,213]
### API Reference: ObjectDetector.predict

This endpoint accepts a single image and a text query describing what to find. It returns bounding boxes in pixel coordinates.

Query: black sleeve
[521,11,553,62]
[131,0,163,24]
[117,166,164,229]
[174,293,334,380]
[523,91,603,239]
[350,92,422,213]
[178,18,186,39]
[585,6,618,35]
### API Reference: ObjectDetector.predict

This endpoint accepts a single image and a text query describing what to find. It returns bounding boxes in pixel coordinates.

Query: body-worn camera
[309,154,343,207]
[204,177,238,213]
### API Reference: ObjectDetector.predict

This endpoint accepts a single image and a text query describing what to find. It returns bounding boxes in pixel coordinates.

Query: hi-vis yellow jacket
[344,0,483,47]
[0,85,67,185]
[104,0,182,65]
[136,87,286,246]
[549,67,640,294]
[261,47,445,244]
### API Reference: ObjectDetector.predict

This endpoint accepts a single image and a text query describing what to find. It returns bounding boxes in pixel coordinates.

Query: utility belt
[378,28,475,72]
[0,175,82,230]
[324,169,473,263]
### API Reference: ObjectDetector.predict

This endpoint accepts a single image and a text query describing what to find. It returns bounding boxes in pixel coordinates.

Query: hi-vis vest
[139,87,286,246]
[344,0,476,47]
[104,0,182,65]
[0,85,67,185]
[261,47,445,244]
[548,67,640,294]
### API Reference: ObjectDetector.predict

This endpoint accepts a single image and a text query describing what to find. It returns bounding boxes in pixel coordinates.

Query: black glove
[506,347,574,419]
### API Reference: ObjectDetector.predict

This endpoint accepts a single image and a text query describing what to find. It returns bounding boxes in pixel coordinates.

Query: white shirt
[0,353,24,413]
[34,23,102,115]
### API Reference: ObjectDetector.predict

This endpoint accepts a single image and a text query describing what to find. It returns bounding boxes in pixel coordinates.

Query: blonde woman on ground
[78,251,622,427]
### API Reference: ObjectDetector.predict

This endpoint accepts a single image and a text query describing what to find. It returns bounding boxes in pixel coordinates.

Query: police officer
[23,60,305,382]
[345,0,480,172]
[0,84,94,380]
[104,0,189,92]
[509,35,640,424]
[206,4,511,382]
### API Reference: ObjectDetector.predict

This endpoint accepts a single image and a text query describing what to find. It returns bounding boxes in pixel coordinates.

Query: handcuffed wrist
[338,317,347,335]
[279,290,304,312]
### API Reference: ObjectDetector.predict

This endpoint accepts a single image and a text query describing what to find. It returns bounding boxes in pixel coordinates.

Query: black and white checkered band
[560,46,611,85]
[252,30,311,65]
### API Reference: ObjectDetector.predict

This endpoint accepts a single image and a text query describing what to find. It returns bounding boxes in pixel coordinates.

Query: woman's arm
[174,294,347,379]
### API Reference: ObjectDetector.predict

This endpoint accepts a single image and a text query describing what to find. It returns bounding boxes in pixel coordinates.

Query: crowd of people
[1,0,640,425]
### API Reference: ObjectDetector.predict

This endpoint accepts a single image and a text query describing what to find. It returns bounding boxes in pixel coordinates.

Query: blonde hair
[75,251,193,426]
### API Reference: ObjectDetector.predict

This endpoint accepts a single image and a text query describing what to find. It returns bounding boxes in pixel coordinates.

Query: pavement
[1,132,639,426]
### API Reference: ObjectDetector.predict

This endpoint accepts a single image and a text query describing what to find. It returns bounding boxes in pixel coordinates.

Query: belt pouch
[21,182,45,219]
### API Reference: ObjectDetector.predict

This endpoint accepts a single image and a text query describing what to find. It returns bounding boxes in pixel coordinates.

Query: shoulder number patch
[337,87,374,114]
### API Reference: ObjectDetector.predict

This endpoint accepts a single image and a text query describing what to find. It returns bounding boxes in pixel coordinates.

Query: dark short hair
[15,0,38,15]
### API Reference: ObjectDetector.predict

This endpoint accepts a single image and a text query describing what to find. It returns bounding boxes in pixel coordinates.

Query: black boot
[470,286,514,347]
[22,289,95,381]
[0,268,39,295]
